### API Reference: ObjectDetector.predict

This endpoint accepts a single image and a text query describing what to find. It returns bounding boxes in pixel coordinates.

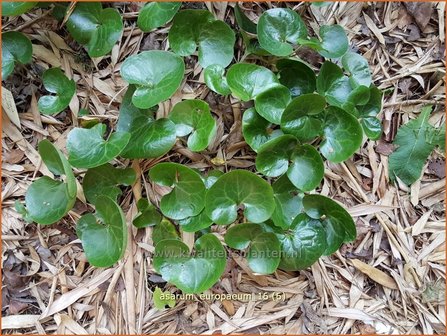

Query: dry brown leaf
[351,259,398,289]
[2,87,21,129]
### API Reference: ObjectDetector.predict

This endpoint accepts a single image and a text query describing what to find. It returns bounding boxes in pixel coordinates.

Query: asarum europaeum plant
[8,3,384,294]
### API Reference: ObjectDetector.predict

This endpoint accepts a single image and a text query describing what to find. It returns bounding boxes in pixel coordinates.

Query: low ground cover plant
[6,2,385,294]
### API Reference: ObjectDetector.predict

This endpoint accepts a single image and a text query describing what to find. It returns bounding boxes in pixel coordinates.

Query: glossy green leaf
[168,10,213,55]
[169,10,235,68]
[256,135,299,177]
[120,51,184,109]
[316,61,351,108]
[225,223,265,249]
[204,64,231,96]
[2,2,36,16]
[243,232,281,274]
[37,68,76,115]
[287,144,324,191]
[66,2,123,57]
[280,93,326,141]
[389,106,443,185]
[76,196,127,267]
[169,100,216,152]
[67,123,130,168]
[153,218,180,246]
[277,213,327,270]
[234,4,257,34]
[320,107,363,163]
[2,32,32,80]
[342,85,371,115]
[342,52,371,87]
[153,234,226,293]
[116,85,177,159]
[24,140,76,225]
[242,108,283,152]
[137,2,181,32]
[149,163,206,220]
[361,117,382,140]
[300,25,348,59]
[178,210,213,232]
[83,163,136,205]
[225,224,280,274]
[243,33,270,56]
[277,58,316,97]
[256,135,324,191]
[257,8,307,56]
[133,199,162,229]
[153,287,176,310]
[271,175,303,229]
[357,85,383,118]
[227,63,279,101]
[205,170,275,225]
[303,194,356,255]
[254,85,291,124]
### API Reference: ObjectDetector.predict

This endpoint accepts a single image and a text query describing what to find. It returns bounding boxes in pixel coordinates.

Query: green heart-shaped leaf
[149,163,206,220]
[257,8,307,56]
[120,51,185,109]
[256,135,324,191]
[342,52,371,87]
[225,223,281,274]
[83,163,136,205]
[169,99,216,152]
[66,2,123,57]
[153,218,180,246]
[37,68,76,115]
[234,4,257,34]
[178,211,213,232]
[277,213,327,270]
[227,63,279,101]
[25,140,76,225]
[356,85,383,140]
[357,85,382,118]
[287,144,325,191]
[224,223,264,249]
[204,64,231,95]
[153,233,226,293]
[362,117,382,140]
[316,61,352,108]
[169,10,235,68]
[2,2,36,16]
[133,199,162,229]
[67,123,130,168]
[300,25,348,59]
[242,108,283,152]
[320,107,363,163]
[277,58,316,98]
[302,194,356,255]
[342,85,371,115]
[137,2,181,32]
[168,10,213,55]
[76,196,127,267]
[205,170,275,225]
[2,31,32,80]
[254,85,291,124]
[271,175,303,229]
[116,85,177,159]
[281,93,326,141]
[256,135,299,177]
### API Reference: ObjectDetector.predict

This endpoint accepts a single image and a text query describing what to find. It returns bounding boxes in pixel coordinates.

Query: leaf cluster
[9,3,386,294]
